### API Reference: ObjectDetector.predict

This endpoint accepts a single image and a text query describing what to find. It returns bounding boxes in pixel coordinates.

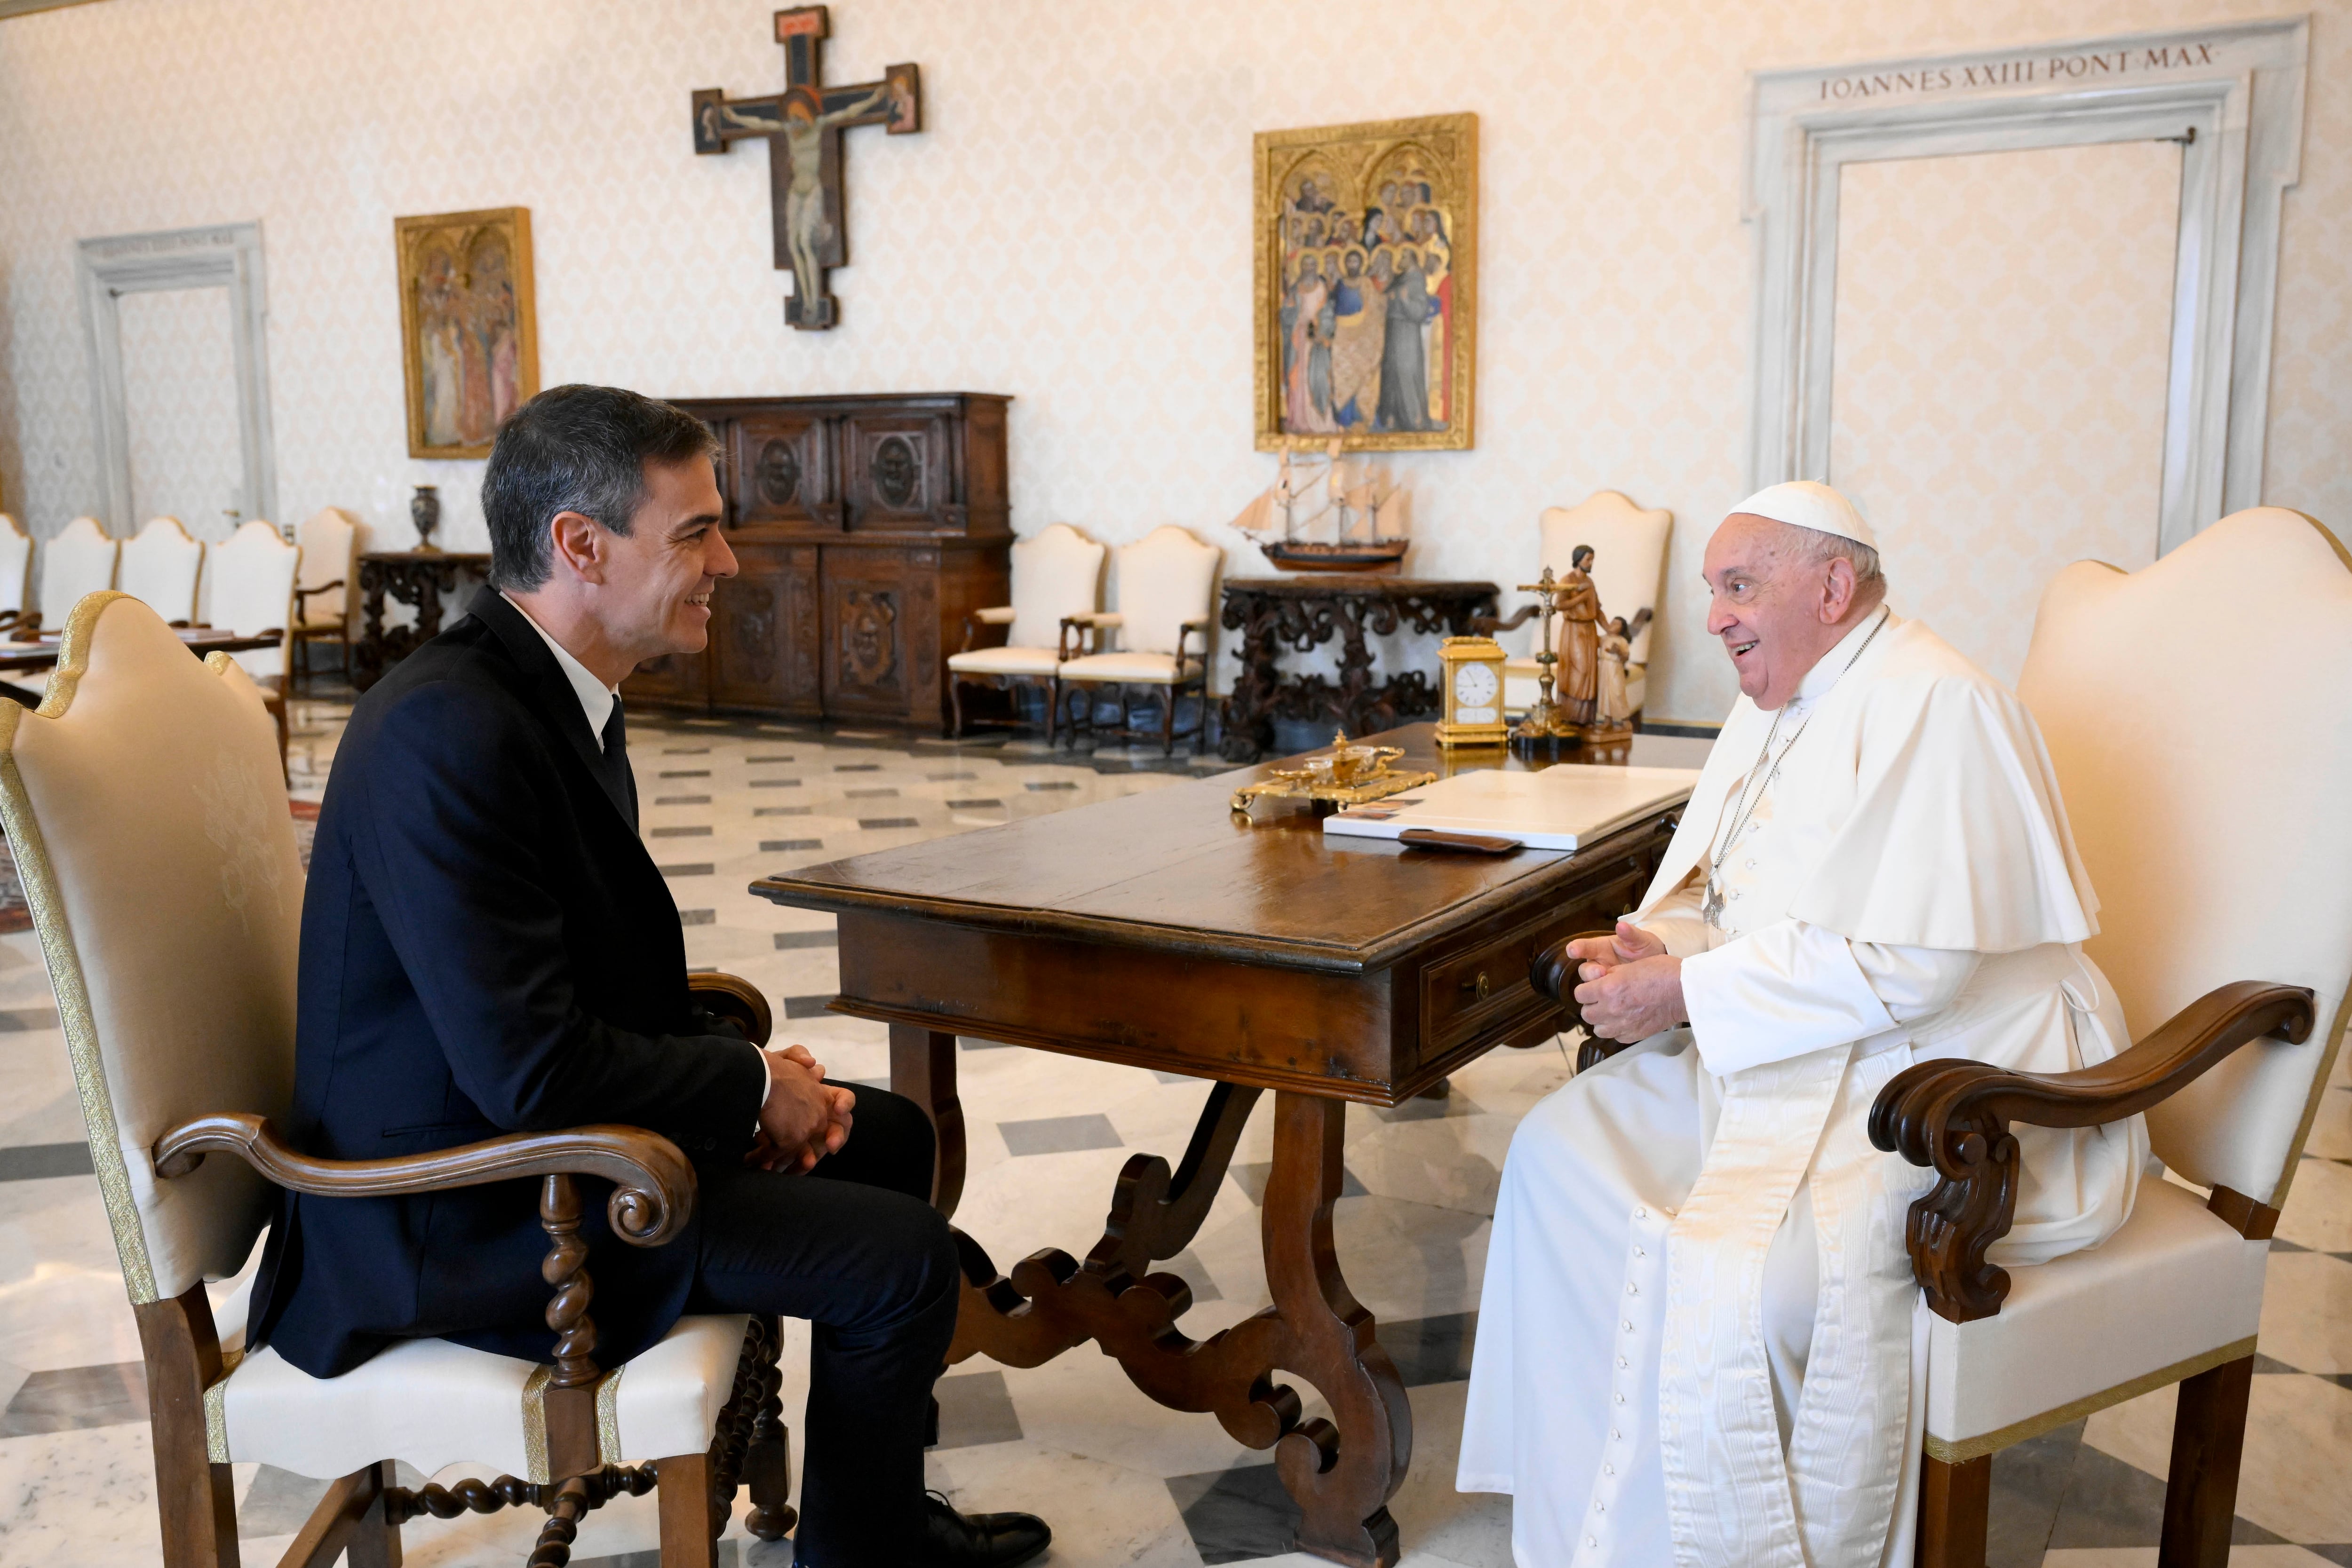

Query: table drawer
[1420,866,1650,1054]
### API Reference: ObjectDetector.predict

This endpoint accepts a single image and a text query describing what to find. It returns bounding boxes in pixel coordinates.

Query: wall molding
[74,221,277,532]
[1744,16,2308,554]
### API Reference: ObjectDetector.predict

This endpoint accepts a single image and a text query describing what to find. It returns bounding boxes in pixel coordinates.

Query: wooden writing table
[753,724,1691,1566]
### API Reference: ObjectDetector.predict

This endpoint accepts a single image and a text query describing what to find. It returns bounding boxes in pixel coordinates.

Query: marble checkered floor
[2,697,2349,1566]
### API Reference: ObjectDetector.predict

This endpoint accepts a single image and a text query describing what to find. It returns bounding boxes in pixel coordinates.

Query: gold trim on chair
[1923,1335,2256,1465]
[0,591,162,1302]
[521,1362,554,1484]
[596,1363,626,1464]
[202,1346,245,1465]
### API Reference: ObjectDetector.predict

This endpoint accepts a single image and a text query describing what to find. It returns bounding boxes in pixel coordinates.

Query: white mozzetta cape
[1460,613,2146,1568]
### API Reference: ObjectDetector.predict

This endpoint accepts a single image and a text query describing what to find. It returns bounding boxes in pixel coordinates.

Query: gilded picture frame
[1254,113,1477,452]
[395,206,540,459]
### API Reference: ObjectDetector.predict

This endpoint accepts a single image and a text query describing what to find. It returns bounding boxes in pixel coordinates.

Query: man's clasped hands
[750,1044,858,1172]
[1566,919,1689,1043]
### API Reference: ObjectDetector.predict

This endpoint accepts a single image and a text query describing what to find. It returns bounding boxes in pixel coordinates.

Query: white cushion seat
[946,644,1064,677]
[1923,1179,2267,1461]
[212,1311,752,1483]
[1058,650,1204,684]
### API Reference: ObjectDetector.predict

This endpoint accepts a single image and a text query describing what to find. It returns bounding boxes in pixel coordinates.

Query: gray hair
[1784,522,1885,598]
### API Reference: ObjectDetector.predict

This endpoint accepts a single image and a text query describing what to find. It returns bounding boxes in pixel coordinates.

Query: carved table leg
[1263,1092,1409,1567]
[1219,591,1282,762]
[891,1023,966,1217]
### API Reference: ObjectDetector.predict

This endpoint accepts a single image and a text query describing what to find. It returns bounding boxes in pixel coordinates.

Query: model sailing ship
[1230,438,1411,572]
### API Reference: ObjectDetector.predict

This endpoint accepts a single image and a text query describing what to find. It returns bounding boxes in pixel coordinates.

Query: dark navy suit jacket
[250,588,766,1378]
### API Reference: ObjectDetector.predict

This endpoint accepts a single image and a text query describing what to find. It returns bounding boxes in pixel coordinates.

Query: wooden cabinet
[624,392,1011,729]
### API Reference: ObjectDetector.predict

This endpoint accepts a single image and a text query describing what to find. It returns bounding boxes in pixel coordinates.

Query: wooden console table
[1217,577,1498,762]
[351,550,490,691]
[753,725,1688,1566]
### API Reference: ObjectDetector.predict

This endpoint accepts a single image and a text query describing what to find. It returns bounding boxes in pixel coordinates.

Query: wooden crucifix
[692,5,922,330]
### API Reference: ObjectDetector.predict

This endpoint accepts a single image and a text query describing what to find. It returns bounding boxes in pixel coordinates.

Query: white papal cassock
[1458,610,2149,1568]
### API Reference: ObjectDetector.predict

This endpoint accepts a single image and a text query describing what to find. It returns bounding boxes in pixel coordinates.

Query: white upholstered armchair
[118,515,205,625]
[23,514,119,639]
[1055,523,1221,756]
[292,506,363,689]
[0,513,32,634]
[1869,507,2352,1566]
[945,522,1105,741]
[1500,491,1671,720]
[0,591,798,1568]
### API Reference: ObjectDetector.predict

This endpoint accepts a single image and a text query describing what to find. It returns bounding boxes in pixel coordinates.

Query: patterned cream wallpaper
[1831,142,2180,689]
[0,0,2345,721]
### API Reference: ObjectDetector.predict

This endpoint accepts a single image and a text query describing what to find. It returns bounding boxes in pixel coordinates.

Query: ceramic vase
[411,484,441,551]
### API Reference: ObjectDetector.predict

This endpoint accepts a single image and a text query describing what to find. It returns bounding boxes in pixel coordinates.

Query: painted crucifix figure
[693,5,922,330]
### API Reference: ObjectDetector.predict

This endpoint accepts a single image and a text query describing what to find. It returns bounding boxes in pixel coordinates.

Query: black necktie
[601,699,639,831]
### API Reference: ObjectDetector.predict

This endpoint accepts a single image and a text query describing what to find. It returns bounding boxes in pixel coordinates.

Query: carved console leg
[1263,1093,1409,1568]
[891,1023,966,1218]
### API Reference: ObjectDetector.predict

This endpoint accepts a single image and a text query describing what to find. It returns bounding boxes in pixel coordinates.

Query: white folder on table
[1320,765,1700,852]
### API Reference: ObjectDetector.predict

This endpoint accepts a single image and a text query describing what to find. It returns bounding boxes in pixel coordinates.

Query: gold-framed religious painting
[1254,113,1477,452]
[395,206,540,459]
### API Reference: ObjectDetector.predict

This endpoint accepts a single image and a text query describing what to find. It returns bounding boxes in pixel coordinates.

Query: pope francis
[1457,483,2149,1568]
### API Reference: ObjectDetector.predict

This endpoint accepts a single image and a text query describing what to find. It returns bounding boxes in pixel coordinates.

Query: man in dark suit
[251,384,1049,1568]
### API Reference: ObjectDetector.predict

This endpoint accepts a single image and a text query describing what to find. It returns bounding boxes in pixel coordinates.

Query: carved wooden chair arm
[1530,930,1621,1071]
[689,970,775,1046]
[959,605,1016,655]
[153,1110,699,1246]
[1867,979,2315,1323]
[1060,611,1120,660]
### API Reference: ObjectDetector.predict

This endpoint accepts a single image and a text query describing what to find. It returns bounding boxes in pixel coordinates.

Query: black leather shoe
[919,1491,1052,1567]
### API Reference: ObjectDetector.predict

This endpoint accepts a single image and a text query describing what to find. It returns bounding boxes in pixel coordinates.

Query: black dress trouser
[683,1084,959,1568]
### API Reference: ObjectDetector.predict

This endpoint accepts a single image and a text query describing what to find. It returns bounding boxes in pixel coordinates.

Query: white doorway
[75,222,277,535]
[1828,140,2181,684]
[117,287,248,537]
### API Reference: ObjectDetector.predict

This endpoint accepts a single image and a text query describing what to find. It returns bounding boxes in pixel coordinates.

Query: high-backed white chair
[1501,491,1671,719]
[118,516,205,625]
[1055,524,1221,755]
[33,515,119,634]
[0,589,798,1568]
[946,523,1105,741]
[0,514,32,632]
[1869,507,2352,1567]
[292,506,362,689]
[204,521,302,684]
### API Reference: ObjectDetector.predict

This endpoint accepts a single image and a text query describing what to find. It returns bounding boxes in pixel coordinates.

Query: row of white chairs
[0,510,361,682]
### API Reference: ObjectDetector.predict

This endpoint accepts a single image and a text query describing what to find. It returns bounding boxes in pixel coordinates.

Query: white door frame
[1744,16,2307,554]
[75,222,277,532]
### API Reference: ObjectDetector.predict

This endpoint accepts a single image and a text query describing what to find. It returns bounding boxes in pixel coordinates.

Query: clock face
[1454,660,1499,717]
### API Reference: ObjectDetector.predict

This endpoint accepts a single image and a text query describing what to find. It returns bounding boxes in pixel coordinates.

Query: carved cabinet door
[840,412,959,532]
[821,548,940,721]
[710,544,822,714]
[731,414,838,530]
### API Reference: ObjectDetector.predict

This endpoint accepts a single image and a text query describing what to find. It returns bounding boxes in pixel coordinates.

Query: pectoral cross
[692,6,922,330]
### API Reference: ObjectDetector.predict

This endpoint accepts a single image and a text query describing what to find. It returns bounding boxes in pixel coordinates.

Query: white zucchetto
[1727,480,1880,551]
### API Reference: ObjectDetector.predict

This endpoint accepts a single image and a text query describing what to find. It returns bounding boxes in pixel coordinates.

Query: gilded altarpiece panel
[1254,113,1477,452]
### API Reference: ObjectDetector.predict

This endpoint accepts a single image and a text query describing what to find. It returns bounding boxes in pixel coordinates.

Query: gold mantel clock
[1435,635,1509,748]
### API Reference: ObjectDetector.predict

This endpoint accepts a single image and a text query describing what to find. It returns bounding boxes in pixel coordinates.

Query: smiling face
[1701,513,1873,709]
[601,456,736,663]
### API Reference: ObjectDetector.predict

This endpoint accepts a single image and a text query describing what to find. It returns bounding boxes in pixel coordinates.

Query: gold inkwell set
[1230,731,1436,817]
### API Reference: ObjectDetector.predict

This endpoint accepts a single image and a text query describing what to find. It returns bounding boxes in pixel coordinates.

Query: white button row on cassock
[1575,1202,1672,1565]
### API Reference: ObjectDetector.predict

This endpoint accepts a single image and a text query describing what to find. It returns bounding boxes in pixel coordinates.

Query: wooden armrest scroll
[1530,930,1621,1071]
[1867,979,2315,1323]
[690,970,774,1047]
[152,1111,698,1247]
